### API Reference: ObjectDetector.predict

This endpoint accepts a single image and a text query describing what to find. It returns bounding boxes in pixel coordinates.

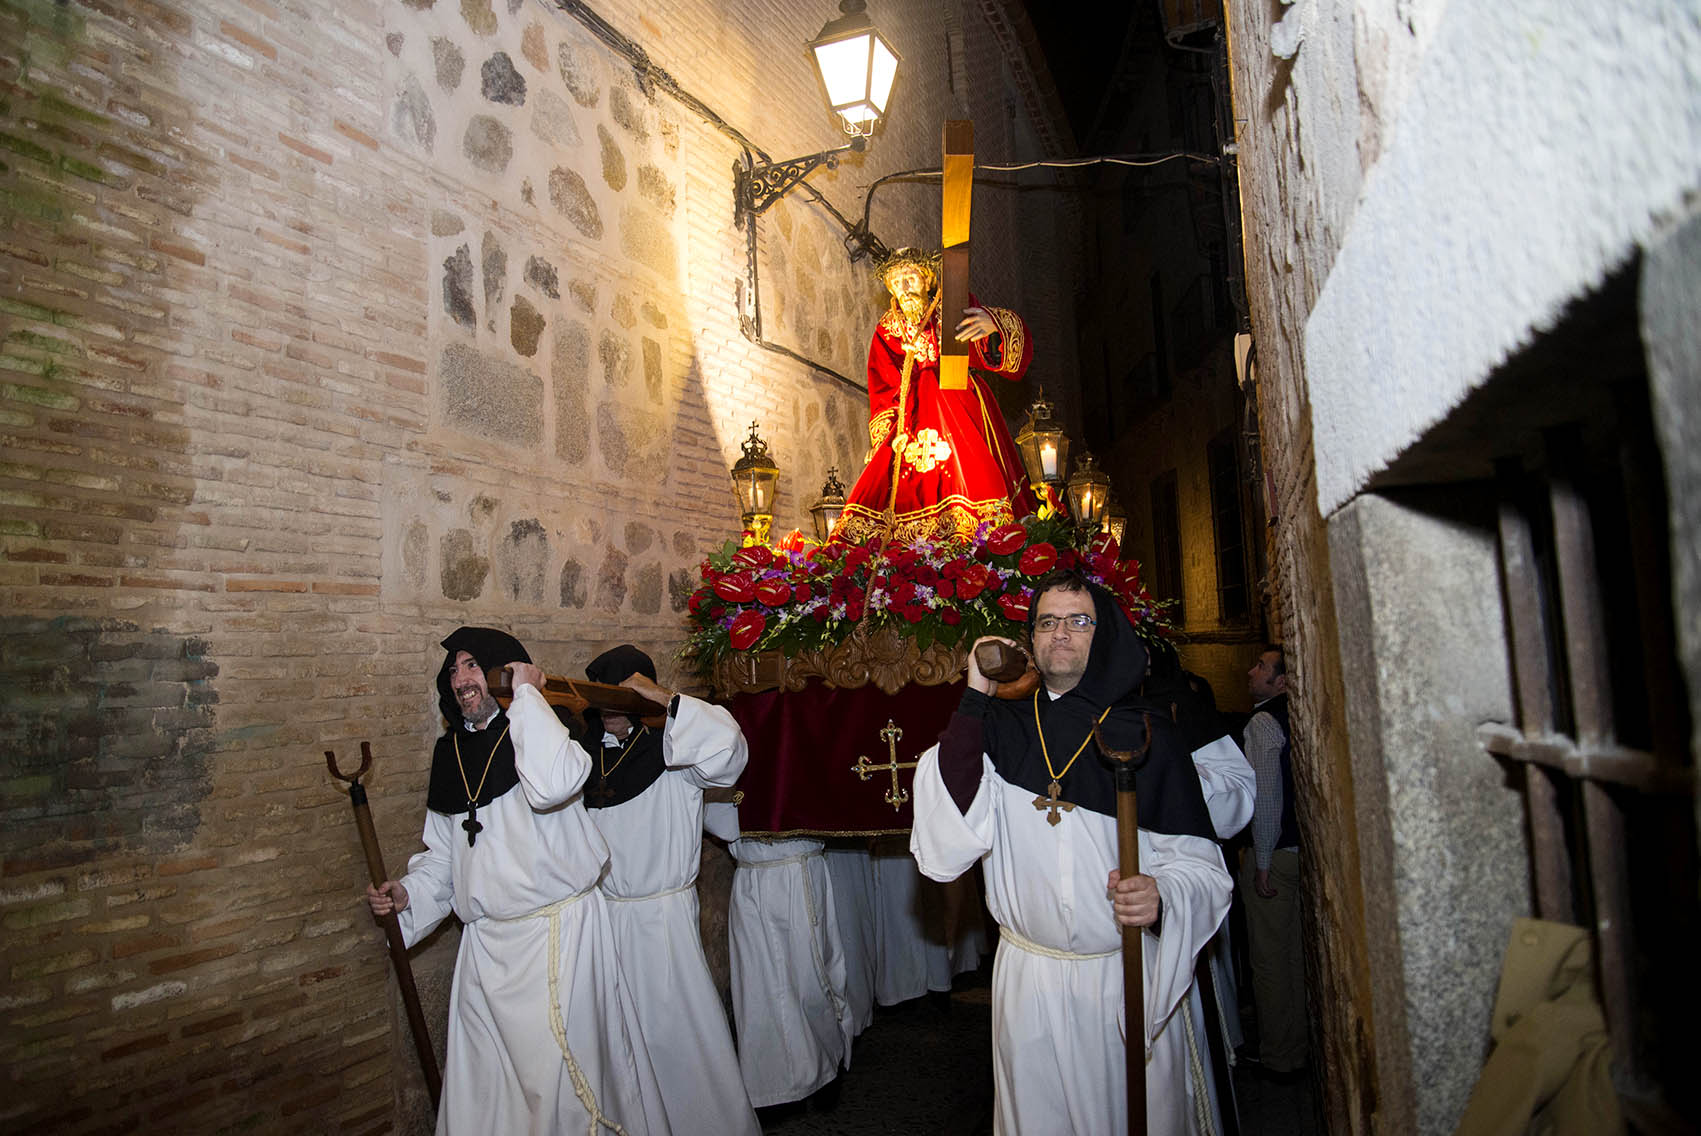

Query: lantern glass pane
[812,35,872,107]
[869,38,897,111]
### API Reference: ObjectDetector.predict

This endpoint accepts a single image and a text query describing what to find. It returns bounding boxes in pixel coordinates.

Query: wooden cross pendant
[1032,780,1075,826]
[588,777,615,806]
[462,804,483,847]
[850,719,918,812]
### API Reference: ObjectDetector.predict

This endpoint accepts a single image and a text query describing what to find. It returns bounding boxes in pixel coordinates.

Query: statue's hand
[956,306,997,342]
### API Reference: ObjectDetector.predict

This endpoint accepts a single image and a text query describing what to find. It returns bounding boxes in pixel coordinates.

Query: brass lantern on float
[730,422,780,545]
[808,0,901,137]
[809,467,847,542]
[1102,493,1129,547]
[1014,388,1069,489]
[1065,452,1111,533]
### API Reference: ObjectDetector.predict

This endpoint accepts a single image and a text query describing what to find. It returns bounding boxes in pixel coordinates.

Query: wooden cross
[938,120,973,391]
[1032,779,1076,826]
[850,719,917,812]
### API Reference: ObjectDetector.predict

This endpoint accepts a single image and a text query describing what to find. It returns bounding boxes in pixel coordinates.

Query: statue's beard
[895,292,928,323]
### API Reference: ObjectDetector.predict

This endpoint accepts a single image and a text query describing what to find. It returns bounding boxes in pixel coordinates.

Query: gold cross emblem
[851,719,917,812]
[1033,779,1075,826]
[902,428,953,474]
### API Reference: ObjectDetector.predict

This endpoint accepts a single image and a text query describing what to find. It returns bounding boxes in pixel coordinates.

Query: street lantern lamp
[809,466,847,542]
[731,422,780,545]
[808,0,901,137]
[1102,493,1129,548]
[1066,452,1111,532]
[1014,388,1069,488]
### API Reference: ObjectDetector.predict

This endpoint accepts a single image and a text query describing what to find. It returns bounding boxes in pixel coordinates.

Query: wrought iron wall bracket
[736,137,865,218]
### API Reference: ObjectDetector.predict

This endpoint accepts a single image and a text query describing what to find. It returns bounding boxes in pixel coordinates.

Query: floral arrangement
[681,513,1172,672]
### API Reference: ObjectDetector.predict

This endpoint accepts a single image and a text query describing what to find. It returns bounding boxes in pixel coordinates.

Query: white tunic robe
[870,835,953,1005]
[909,741,1233,1136]
[722,828,855,1107]
[591,697,759,1136]
[396,684,670,1136]
[824,843,878,1037]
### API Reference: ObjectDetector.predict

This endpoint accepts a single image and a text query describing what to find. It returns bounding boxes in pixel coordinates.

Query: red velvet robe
[833,298,1037,545]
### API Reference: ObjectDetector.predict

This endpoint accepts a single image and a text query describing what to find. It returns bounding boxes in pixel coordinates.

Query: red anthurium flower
[734,545,774,569]
[728,609,767,650]
[956,564,990,601]
[985,523,1028,556]
[688,589,708,614]
[714,573,756,603]
[1089,530,1120,560]
[997,590,1032,621]
[754,578,793,606]
[1017,542,1058,575]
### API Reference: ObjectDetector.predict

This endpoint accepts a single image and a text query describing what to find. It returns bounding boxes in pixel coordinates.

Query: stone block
[480,231,505,315]
[496,518,548,604]
[441,244,475,330]
[619,205,675,280]
[462,115,512,174]
[598,124,626,191]
[391,74,435,152]
[551,322,590,467]
[556,41,601,107]
[439,341,541,446]
[548,166,602,240]
[530,87,580,149]
[479,52,525,106]
[523,255,559,299]
[510,296,543,356]
[431,37,464,90]
[439,529,488,601]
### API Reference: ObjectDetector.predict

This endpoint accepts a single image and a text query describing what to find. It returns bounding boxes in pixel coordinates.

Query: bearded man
[908,573,1233,1134]
[365,627,670,1135]
[832,247,1037,544]
[579,644,760,1136]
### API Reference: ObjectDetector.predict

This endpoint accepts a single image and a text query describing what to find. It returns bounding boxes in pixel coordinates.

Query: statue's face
[885,264,933,322]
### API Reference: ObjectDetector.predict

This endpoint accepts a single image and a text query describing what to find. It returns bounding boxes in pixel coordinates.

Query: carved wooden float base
[710,621,970,698]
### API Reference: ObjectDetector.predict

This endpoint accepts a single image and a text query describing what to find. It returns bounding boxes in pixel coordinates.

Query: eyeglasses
[1034,613,1096,634]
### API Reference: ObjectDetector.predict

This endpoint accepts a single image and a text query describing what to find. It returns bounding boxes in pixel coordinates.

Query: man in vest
[1243,644,1306,1077]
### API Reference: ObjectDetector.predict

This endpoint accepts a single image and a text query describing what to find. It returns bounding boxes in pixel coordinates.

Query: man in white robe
[580,645,759,1136]
[365,627,669,1136]
[824,840,878,1037]
[909,574,1233,1135]
[707,803,855,1109]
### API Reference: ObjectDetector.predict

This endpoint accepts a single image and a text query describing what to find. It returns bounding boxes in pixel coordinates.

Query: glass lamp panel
[868,37,898,111]
[812,35,872,108]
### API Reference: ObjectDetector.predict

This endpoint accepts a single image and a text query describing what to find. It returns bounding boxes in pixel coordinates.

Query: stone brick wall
[0,0,1078,1130]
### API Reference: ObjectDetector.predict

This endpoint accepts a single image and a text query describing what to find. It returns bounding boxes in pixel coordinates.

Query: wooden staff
[326,742,441,1110]
[1094,721,1152,1136]
[484,667,666,725]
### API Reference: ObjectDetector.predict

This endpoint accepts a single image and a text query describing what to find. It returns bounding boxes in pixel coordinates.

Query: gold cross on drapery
[851,719,916,812]
[1033,779,1076,826]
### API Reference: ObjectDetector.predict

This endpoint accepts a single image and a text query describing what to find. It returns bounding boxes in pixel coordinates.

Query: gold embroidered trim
[835,494,1016,545]
[984,306,1025,373]
[868,407,897,449]
[878,306,939,363]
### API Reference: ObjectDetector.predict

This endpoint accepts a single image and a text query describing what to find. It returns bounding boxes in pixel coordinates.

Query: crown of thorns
[875,247,942,284]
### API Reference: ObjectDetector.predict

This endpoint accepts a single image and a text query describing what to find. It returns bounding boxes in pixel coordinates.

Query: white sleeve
[1191,734,1255,840]
[663,695,749,789]
[908,742,996,883]
[395,809,457,948]
[1139,830,1233,1052]
[703,800,742,842]
[507,683,593,809]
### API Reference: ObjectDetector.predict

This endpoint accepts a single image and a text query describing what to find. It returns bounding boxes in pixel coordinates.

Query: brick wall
[0,0,1079,1130]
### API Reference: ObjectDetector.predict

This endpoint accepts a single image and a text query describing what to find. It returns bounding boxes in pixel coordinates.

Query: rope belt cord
[997,925,1117,961]
[503,889,627,1136]
[603,880,696,903]
[1180,993,1219,1136]
[734,849,823,870]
